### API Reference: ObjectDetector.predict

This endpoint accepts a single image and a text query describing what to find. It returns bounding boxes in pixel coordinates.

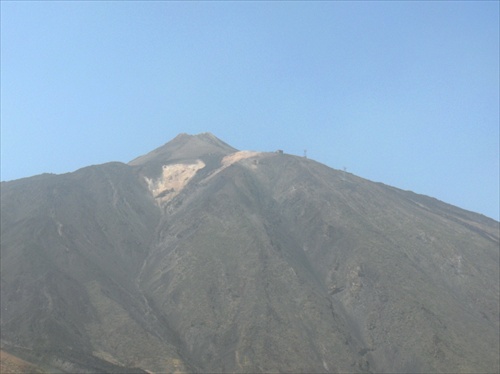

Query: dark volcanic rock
[1,133,499,373]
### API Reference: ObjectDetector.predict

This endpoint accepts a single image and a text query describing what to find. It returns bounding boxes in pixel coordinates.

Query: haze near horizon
[1,1,498,220]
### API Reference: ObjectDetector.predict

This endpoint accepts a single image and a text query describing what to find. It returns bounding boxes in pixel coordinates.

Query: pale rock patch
[221,150,261,167]
[202,151,262,184]
[145,160,205,205]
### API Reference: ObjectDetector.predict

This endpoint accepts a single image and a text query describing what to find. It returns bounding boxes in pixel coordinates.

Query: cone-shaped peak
[129,132,237,167]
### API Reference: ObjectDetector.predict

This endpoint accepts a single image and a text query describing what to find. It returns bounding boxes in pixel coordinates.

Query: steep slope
[248,155,499,373]
[1,133,499,373]
[0,163,188,373]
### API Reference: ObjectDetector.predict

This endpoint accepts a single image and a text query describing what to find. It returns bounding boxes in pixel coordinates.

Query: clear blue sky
[1,1,499,220]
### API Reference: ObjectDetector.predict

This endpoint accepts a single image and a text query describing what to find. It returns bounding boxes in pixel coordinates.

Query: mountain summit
[1,133,499,373]
[129,132,237,167]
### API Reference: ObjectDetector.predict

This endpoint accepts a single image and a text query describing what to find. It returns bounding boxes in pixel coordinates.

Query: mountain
[1,133,499,373]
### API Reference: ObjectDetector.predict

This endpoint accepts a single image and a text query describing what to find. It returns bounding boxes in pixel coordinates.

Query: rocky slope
[1,133,499,373]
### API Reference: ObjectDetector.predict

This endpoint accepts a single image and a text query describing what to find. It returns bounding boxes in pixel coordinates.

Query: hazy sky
[1,1,499,220]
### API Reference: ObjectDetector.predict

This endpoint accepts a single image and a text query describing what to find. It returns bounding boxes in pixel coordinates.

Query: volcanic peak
[128,132,237,168]
[1,132,498,374]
